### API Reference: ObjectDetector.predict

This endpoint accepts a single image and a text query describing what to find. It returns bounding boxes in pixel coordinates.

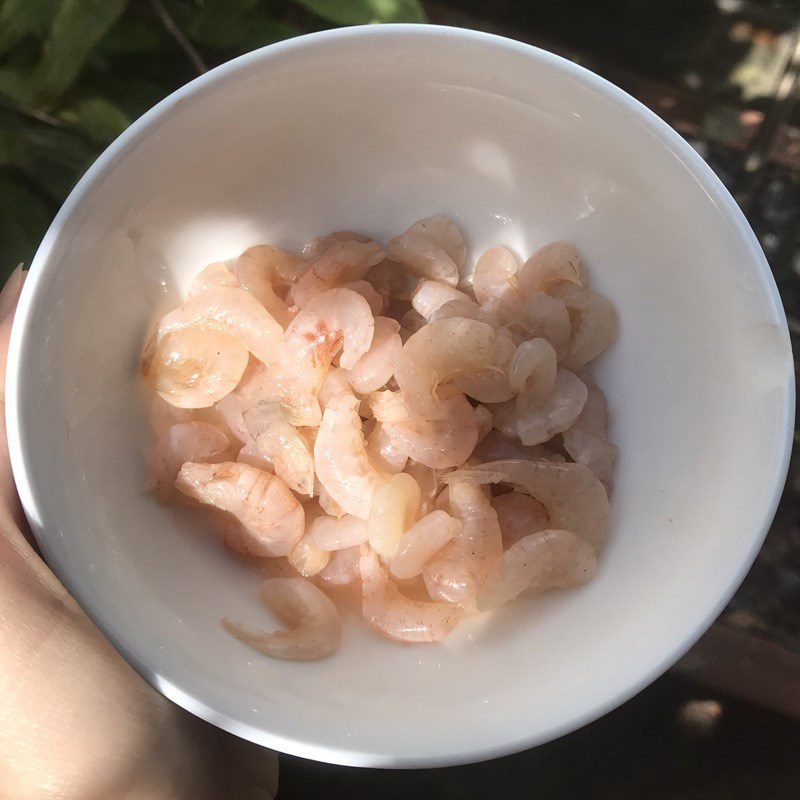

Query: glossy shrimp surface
[142,221,618,660]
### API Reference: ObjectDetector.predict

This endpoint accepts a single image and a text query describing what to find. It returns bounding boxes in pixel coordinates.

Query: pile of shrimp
[141,216,618,661]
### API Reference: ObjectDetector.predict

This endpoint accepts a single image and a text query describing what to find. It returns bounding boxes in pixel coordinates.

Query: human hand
[0,269,278,800]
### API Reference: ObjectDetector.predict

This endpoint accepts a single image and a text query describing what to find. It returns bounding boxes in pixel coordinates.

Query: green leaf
[0,0,60,54]
[58,95,130,143]
[237,19,298,52]
[0,171,54,273]
[294,0,425,25]
[187,0,258,49]
[33,0,129,102]
[99,19,162,54]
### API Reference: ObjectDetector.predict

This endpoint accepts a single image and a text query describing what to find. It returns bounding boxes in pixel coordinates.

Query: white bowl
[7,25,794,768]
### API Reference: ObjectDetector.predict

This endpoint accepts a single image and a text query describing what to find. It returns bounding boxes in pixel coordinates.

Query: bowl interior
[9,26,793,767]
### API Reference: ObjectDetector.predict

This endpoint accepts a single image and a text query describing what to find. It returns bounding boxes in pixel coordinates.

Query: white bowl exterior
[7,26,794,767]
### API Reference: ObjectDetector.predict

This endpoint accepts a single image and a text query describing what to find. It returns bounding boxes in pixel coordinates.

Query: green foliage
[0,0,426,277]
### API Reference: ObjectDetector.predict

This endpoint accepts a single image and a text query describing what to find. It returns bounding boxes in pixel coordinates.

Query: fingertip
[0,265,27,322]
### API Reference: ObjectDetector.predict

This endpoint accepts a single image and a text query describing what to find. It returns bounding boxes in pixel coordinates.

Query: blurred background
[2,1,799,797]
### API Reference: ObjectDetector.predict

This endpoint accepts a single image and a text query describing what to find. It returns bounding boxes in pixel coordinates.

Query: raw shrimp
[142,326,249,409]
[175,461,304,556]
[187,262,238,297]
[236,439,274,472]
[152,285,284,368]
[472,246,520,305]
[452,327,516,404]
[288,240,385,308]
[234,244,299,326]
[390,510,461,580]
[302,230,373,261]
[516,368,588,446]
[314,391,389,518]
[478,530,597,610]
[517,241,587,296]
[386,231,459,287]
[366,422,408,474]
[510,338,558,400]
[404,459,443,516]
[362,389,407,423]
[400,307,426,334]
[307,514,369,551]
[317,545,361,587]
[428,297,483,323]
[472,430,565,464]
[407,215,467,269]
[555,287,619,368]
[517,292,571,361]
[473,404,493,444]
[383,387,479,469]
[492,492,549,547]
[367,473,421,558]
[343,280,385,316]
[443,459,610,549]
[150,419,230,499]
[562,381,618,486]
[360,547,461,642]
[279,288,374,426]
[411,279,474,320]
[423,482,503,608]
[223,577,341,661]
[394,317,495,417]
[242,400,315,496]
[318,367,353,411]
[287,535,330,577]
[348,316,402,394]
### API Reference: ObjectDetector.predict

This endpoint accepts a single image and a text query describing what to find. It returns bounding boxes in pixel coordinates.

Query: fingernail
[0,266,26,321]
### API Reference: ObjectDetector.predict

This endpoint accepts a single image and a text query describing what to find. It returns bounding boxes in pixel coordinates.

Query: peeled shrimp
[478,530,597,610]
[242,400,315,496]
[236,439,274,472]
[142,325,249,409]
[318,367,353,411]
[473,404,493,444]
[367,259,420,302]
[428,297,483,323]
[317,545,361,587]
[348,316,402,394]
[443,459,610,549]
[234,245,299,326]
[303,230,373,261]
[175,461,304,556]
[386,231,459,287]
[362,389,407,423]
[188,262,238,297]
[152,285,284,368]
[516,368,588,446]
[452,327,516,404]
[423,482,503,608]
[407,215,467,269]
[288,240,385,308]
[404,459,443,516]
[472,429,565,464]
[472,246,520,305]
[343,280,385,316]
[314,391,389,518]
[400,307,427,334]
[510,338,558,400]
[366,422,408,474]
[562,381,618,486]
[383,387,479,469]
[307,514,369,551]
[492,492,549,547]
[394,317,495,417]
[360,547,461,642]
[316,479,345,518]
[517,241,587,296]
[223,577,341,661]
[555,287,619,368]
[150,419,230,499]
[390,510,461,580]
[367,472,421,558]
[279,288,374,426]
[287,535,330,577]
[517,292,571,361]
[411,279,474,320]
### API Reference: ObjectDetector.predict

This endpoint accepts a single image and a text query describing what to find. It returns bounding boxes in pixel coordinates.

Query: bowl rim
[6,23,795,769]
